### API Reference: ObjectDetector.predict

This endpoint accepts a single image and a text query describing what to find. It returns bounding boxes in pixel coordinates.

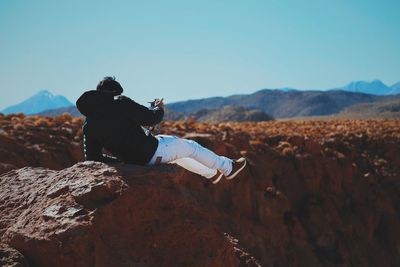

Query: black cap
[96,76,123,95]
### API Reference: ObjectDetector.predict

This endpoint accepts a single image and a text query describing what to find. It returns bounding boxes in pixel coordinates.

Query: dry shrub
[277,141,291,149]
[34,118,51,127]
[0,120,10,127]
[282,147,294,156]
[3,114,15,120]
[196,123,210,133]
[75,128,83,139]
[161,121,173,129]
[25,115,40,121]
[71,117,83,125]
[60,113,72,121]
[22,116,37,126]
[185,116,196,125]
[53,113,72,126]
[13,123,25,130]
[249,140,264,146]
[11,117,22,124]
[15,113,26,119]
[23,120,35,127]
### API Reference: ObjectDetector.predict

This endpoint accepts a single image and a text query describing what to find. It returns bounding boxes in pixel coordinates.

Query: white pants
[148,135,233,178]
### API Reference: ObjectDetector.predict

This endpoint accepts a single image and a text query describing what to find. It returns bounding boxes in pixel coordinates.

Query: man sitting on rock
[76,76,247,184]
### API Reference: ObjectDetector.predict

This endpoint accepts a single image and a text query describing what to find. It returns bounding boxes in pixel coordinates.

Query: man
[76,77,246,184]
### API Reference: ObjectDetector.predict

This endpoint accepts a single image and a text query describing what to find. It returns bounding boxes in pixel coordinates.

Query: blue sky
[0,0,399,109]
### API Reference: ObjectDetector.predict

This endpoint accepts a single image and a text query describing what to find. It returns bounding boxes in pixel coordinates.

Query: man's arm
[117,96,164,126]
[83,134,121,163]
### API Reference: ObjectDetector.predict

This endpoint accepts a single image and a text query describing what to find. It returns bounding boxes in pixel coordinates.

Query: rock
[0,243,30,267]
[0,162,254,267]
[0,163,16,175]
[304,138,322,155]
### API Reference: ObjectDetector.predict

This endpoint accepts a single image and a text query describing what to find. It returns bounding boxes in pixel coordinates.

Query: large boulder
[0,162,259,267]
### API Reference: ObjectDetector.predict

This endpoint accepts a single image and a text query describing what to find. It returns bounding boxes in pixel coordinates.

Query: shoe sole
[212,173,224,184]
[226,159,247,180]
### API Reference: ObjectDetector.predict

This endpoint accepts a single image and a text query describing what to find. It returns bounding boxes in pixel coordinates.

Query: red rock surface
[0,243,30,267]
[1,115,400,266]
[0,162,259,266]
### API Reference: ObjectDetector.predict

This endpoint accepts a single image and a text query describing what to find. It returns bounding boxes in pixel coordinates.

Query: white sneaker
[226,158,247,180]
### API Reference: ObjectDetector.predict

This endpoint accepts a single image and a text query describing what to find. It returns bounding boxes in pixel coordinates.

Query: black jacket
[76,90,164,165]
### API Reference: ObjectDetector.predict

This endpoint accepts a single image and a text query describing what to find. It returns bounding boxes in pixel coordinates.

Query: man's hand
[153,98,164,110]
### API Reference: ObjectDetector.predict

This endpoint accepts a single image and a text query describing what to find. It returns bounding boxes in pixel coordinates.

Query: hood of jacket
[76,90,115,117]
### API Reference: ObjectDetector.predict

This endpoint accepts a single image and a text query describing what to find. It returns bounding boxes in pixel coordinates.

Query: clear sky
[0,0,399,109]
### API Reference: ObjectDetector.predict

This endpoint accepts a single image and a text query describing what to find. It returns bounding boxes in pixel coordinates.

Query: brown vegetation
[0,113,84,174]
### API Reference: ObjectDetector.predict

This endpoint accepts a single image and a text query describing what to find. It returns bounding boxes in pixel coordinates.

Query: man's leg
[172,158,217,179]
[148,135,233,176]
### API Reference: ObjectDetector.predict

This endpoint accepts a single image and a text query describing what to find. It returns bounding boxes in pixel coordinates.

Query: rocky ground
[0,113,84,174]
[0,114,400,266]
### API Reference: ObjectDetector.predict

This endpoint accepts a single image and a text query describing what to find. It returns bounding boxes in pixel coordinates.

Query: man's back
[76,90,164,165]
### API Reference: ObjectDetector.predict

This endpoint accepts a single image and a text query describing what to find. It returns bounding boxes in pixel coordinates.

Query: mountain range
[336,80,400,95]
[1,90,73,115]
[276,80,400,95]
[163,105,274,122]
[37,89,395,119]
[167,89,388,118]
[1,79,399,119]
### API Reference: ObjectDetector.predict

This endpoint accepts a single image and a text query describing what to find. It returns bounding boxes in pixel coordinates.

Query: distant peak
[348,80,386,85]
[36,90,54,96]
[371,79,384,84]
[341,79,391,95]
[1,89,73,115]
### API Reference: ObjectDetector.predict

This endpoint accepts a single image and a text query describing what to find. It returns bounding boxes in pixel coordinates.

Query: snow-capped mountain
[1,90,73,115]
[339,80,392,95]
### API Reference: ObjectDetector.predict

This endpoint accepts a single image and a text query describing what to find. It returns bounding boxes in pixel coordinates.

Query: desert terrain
[1,113,399,266]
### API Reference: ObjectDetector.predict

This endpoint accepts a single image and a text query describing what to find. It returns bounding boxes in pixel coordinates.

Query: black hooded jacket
[76,90,164,165]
